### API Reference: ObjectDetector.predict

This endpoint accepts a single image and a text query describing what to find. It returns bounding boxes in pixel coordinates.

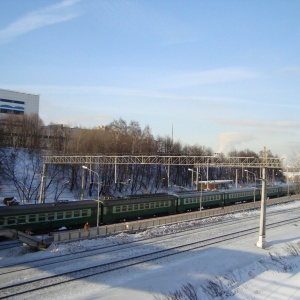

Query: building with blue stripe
[0,89,39,116]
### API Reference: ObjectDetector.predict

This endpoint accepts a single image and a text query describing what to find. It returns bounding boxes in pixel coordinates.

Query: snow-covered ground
[1,201,300,300]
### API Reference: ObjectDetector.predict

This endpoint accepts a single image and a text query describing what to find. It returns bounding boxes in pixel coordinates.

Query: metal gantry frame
[40,151,282,250]
[40,154,282,203]
[43,154,282,168]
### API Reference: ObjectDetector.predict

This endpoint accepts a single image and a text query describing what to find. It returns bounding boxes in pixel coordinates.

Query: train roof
[173,190,225,198]
[102,193,177,206]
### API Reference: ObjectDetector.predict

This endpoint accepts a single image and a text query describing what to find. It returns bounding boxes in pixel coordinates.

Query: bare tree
[0,148,43,202]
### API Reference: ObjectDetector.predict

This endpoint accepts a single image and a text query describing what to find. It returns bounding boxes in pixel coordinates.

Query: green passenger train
[0,184,294,234]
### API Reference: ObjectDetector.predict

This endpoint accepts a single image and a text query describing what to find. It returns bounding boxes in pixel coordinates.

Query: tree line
[0,113,282,202]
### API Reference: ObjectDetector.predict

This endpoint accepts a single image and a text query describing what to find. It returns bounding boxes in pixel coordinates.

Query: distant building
[94,125,106,131]
[0,88,39,116]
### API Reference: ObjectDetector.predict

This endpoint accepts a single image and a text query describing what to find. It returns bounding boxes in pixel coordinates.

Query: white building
[0,89,39,116]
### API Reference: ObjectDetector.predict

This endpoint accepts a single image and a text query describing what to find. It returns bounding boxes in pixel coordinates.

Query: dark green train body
[0,184,295,234]
[102,194,178,223]
[0,201,98,234]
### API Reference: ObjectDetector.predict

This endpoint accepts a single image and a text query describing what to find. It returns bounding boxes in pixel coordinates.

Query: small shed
[197,180,233,191]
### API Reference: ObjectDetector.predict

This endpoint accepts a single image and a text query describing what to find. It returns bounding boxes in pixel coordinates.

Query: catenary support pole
[257,167,267,249]
[81,167,85,200]
[39,163,47,203]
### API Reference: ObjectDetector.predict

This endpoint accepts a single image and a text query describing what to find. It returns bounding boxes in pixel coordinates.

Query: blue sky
[1,0,300,161]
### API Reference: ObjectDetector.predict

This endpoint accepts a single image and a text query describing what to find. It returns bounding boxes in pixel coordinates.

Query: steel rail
[1,216,299,299]
[1,204,299,275]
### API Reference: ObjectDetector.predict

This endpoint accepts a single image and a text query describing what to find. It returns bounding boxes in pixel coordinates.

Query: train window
[122,206,127,212]
[7,218,16,224]
[82,210,88,216]
[66,212,72,218]
[115,206,121,213]
[160,201,164,207]
[128,205,133,211]
[74,211,80,217]
[0,218,4,225]
[38,214,46,221]
[48,213,55,220]
[155,202,159,208]
[140,204,144,209]
[134,204,139,210]
[18,216,26,223]
[29,215,36,222]
[57,212,64,219]
[145,203,149,209]
[150,202,155,208]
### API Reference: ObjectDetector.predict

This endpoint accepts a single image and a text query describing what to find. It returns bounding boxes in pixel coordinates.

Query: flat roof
[0,88,39,97]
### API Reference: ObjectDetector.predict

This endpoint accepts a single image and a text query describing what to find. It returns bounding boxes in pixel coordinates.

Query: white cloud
[6,83,251,107]
[0,0,81,42]
[217,131,255,154]
[218,119,300,129]
[162,67,259,88]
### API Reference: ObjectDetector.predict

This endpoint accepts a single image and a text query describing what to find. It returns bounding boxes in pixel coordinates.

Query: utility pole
[81,167,85,200]
[39,163,47,203]
[257,147,267,249]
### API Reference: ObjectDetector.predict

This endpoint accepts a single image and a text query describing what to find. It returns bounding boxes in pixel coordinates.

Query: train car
[265,186,280,198]
[0,200,98,234]
[279,183,296,196]
[279,185,289,196]
[174,190,225,213]
[101,193,178,223]
[0,183,297,235]
[224,187,259,206]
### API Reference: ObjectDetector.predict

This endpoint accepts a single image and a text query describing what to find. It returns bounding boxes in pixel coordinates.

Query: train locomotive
[0,184,294,234]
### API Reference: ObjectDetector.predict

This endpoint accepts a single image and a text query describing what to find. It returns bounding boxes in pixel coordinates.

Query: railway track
[0,240,21,251]
[1,204,300,274]
[1,215,300,299]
